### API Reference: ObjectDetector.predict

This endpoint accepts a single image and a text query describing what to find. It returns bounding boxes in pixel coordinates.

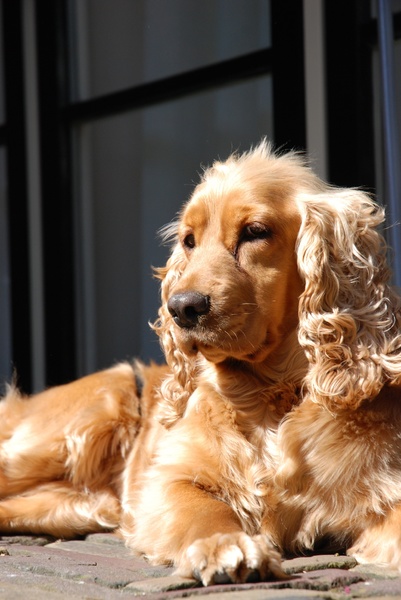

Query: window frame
[2,0,388,390]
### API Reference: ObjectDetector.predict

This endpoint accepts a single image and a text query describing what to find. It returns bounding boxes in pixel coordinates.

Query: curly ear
[152,243,197,427]
[296,188,401,411]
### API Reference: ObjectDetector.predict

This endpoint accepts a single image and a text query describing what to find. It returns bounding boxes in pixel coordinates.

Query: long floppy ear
[296,188,401,411]
[152,242,197,427]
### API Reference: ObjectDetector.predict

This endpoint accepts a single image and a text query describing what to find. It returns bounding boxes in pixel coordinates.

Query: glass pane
[74,75,273,374]
[69,0,271,100]
[0,148,12,386]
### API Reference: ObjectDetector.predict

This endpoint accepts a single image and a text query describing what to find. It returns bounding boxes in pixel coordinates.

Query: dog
[1,141,401,585]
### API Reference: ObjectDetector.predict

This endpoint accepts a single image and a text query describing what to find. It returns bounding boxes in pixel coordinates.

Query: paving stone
[0,534,56,546]
[0,535,172,590]
[282,554,358,574]
[0,572,141,599]
[287,567,364,591]
[126,573,199,593]
[125,568,363,599]
[46,534,133,558]
[188,591,337,600]
[348,578,401,597]
[350,563,401,580]
[1,535,401,598]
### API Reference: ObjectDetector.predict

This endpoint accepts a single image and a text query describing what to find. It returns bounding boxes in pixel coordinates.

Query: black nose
[167,292,210,328]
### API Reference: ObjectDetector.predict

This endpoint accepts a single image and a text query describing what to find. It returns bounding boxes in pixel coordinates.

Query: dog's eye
[183,233,195,249]
[241,224,273,242]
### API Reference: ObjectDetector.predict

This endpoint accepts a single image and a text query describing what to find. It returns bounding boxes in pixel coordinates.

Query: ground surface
[1,533,401,599]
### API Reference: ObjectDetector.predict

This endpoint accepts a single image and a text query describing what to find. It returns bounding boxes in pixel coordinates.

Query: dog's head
[154,141,401,417]
[158,145,308,366]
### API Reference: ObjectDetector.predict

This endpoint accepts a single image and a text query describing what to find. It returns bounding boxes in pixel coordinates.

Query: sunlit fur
[2,142,401,585]
[143,140,401,575]
[0,362,167,538]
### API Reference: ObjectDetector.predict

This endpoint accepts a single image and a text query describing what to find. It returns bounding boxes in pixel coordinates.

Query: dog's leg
[122,407,285,589]
[0,482,121,538]
[124,478,284,585]
[349,504,401,569]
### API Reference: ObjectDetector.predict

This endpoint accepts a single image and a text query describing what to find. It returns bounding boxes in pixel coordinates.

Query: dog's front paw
[178,532,285,586]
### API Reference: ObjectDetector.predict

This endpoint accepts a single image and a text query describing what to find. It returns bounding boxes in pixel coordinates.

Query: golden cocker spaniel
[2,141,401,585]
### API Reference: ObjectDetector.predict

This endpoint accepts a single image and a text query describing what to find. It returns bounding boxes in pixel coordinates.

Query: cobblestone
[0,533,400,599]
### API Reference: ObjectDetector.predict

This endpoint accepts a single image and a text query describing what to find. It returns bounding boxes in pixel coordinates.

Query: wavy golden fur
[2,141,401,584]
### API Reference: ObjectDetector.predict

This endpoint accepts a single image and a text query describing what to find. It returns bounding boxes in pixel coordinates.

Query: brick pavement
[0,532,400,599]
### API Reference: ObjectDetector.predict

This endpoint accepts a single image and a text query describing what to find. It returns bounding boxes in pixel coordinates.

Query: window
[54,0,284,382]
[3,0,400,391]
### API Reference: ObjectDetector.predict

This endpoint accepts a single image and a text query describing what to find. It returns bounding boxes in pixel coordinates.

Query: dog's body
[2,142,401,584]
[0,362,168,538]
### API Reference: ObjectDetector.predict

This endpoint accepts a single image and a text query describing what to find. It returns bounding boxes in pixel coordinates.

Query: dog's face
[165,169,304,364]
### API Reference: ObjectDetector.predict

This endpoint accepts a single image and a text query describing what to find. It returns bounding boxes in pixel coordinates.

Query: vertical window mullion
[35,0,76,386]
[324,0,375,189]
[23,0,45,391]
[271,0,306,151]
[2,0,32,391]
